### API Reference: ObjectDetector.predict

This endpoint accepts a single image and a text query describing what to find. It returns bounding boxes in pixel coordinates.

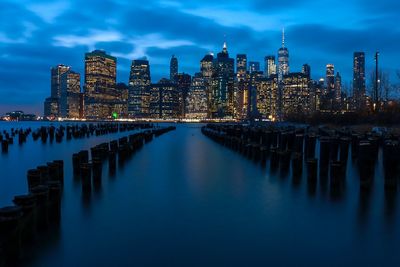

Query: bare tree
[369,70,391,102]
[381,72,390,101]
[392,70,400,96]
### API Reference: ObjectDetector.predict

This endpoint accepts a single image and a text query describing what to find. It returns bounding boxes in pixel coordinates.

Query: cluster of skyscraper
[44,31,367,121]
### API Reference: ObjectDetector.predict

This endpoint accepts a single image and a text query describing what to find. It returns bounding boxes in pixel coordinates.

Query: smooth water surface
[0,122,399,266]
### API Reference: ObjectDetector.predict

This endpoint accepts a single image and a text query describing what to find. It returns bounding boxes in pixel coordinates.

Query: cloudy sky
[1,0,399,114]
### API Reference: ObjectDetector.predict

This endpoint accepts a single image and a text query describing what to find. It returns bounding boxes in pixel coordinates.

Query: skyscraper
[170,55,178,81]
[236,54,247,80]
[248,71,264,118]
[43,98,59,118]
[353,52,366,109]
[45,64,70,117]
[175,73,192,118]
[149,79,179,119]
[249,61,260,73]
[210,42,235,118]
[200,54,214,79]
[277,29,290,120]
[200,53,214,118]
[60,70,81,118]
[335,72,342,108]
[302,64,311,78]
[282,73,311,116]
[310,80,324,112]
[325,64,336,111]
[265,56,276,78]
[236,54,248,119]
[129,59,151,117]
[256,75,278,120]
[326,64,335,96]
[186,73,208,119]
[84,50,118,119]
[278,29,289,82]
[51,64,70,99]
[84,50,116,97]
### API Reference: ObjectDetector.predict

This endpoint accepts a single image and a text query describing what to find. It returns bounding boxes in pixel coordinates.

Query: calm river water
[0,122,399,266]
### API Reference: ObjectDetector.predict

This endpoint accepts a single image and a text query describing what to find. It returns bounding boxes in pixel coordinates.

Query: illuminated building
[335,72,342,108]
[150,79,179,119]
[210,42,235,118]
[282,73,311,116]
[278,29,289,82]
[128,59,151,117]
[310,80,324,112]
[326,63,335,96]
[265,56,276,78]
[248,71,264,118]
[201,54,214,79]
[277,29,290,120]
[44,97,59,118]
[51,64,70,99]
[200,53,214,118]
[353,52,366,110]
[256,74,278,120]
[236,54,247,78]
[170,55,178,81]
[235,54,248,119]
[235,72,250,120]
[175,73,191,118]
[84,50,119,119]
[302,64,311,78]
[60,70,81,118]
[44,64,70,117]
[116,83,129,103]
[115,83,129,117]
[186,73,208,119]
[249,61,260,73]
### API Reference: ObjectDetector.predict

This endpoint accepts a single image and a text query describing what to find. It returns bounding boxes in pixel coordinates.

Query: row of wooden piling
[0,123,153,153]
[0,160,64,266]
[201,124,400,193]
[0,124,175,266]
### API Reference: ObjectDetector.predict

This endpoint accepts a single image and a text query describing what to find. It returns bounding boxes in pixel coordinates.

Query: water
[1,122,399,266]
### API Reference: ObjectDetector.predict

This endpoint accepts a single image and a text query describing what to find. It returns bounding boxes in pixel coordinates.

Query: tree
[369,70,391,103]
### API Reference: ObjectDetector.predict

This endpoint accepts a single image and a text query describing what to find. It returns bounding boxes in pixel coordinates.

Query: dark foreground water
[1,122,400,266]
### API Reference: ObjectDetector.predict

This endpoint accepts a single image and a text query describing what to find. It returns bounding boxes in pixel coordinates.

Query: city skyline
[1,0,400,114]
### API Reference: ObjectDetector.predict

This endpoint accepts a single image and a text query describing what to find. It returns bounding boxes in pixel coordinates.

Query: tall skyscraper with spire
[210,41,235,118]
[236,54,248,119]
[222,41,228,54]
[278,28,289,82]
[170,55,178,82]
[277,29,290,120]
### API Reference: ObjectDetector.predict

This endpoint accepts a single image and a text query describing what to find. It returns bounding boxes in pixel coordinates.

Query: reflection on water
[0,122,400,266]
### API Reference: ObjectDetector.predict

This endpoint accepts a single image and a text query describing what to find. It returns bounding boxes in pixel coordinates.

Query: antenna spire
[282,28,285,48]
[223,34,228,53]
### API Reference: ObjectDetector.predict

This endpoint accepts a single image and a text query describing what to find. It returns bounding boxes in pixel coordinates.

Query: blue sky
[1,0,399,114]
